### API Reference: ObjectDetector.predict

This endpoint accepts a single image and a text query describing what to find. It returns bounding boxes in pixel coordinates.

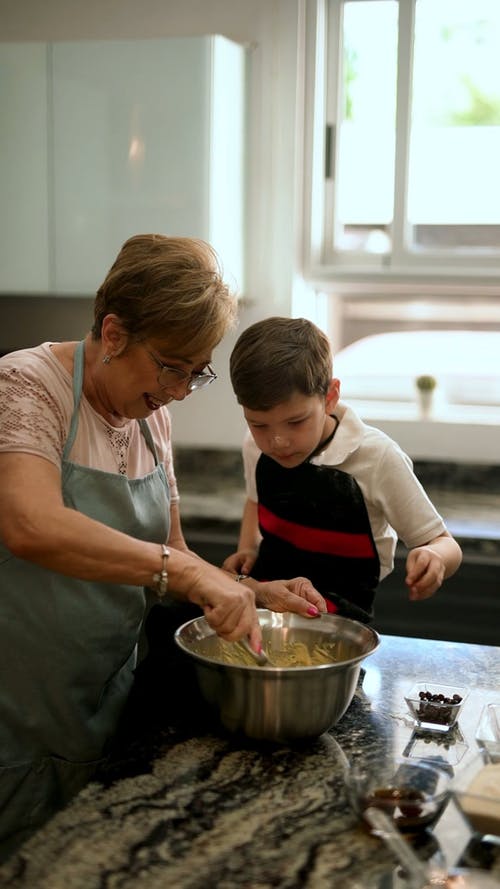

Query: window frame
[301,0,500,290]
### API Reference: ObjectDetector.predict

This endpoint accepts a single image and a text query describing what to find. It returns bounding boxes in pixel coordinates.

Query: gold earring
[102,355,112,365]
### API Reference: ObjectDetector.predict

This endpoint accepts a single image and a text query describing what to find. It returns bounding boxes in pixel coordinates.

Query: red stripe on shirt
[258,503,376,559]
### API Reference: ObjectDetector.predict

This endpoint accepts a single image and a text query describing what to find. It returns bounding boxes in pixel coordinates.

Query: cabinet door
[0,44,50,291]
[51,37,245,294]
[376,551,500,646]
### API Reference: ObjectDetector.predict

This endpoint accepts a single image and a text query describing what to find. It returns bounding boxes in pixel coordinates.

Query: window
[334,330,500,408]
[304,0,500,279]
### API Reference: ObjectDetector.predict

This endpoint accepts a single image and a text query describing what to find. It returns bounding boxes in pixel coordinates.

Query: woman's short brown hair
[91,234,237,353]
[230,316,333,410]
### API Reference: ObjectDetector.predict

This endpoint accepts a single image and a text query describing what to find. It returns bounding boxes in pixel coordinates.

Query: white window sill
[350,400,500,463]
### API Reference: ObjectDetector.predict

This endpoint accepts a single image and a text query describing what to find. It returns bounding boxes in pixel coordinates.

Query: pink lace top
[0,343,179,500]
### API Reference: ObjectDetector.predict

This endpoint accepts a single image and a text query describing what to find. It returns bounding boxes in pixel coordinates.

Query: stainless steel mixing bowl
[174,609,380,742]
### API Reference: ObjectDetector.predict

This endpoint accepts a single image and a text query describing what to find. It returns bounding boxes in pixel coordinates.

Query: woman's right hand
[187,562,262,652]
[222,548,257,576]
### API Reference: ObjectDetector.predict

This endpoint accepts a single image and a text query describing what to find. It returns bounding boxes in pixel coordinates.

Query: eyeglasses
[144,348,217,392]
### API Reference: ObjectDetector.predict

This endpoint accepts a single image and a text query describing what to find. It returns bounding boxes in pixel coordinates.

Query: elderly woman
[0,234,325,860]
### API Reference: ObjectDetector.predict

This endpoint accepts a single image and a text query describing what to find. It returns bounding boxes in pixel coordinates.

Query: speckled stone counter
[1,635,499,888]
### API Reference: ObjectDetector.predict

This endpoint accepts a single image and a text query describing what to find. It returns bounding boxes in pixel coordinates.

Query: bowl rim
[174,608,381,673]
[476,703,500,758]
[405,700,464,711]
[405,681,470,703]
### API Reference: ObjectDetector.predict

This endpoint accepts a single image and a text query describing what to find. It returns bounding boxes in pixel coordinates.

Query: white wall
[0,0,304,447]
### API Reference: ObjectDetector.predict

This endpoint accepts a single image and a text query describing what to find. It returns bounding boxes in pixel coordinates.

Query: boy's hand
[222,549,257,576]
[254,577,328,618]
[405,546,446,600]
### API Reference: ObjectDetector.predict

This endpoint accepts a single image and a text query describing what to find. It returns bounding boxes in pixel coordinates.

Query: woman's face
[99,339,215,421]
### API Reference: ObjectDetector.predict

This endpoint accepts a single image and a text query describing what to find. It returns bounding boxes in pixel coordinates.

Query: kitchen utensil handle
[241,637,270,666]
[364,807,430,889]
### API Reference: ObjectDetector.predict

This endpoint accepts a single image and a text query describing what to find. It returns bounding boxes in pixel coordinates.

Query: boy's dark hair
[230,316,333,410]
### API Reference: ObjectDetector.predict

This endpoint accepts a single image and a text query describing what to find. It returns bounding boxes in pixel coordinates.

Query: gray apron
[0,340,170,858]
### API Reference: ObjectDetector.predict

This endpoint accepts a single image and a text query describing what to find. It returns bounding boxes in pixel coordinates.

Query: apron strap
[62,341,85,461]
[138,419,160,466]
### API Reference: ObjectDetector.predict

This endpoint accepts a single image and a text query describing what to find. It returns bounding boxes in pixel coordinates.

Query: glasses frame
[144,347,217,392]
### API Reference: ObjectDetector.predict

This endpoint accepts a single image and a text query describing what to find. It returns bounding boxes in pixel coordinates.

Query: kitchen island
[0,634,499,889]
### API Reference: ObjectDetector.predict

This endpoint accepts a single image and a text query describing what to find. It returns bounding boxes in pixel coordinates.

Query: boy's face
[243,383,340,469]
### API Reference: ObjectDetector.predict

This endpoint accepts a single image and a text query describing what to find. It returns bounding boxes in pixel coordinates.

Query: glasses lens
[188,371,217,392]
[158,366,188,388]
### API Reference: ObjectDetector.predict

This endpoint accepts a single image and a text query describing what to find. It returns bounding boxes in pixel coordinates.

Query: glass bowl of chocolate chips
[345,754,451,834]
[405,682,469,734]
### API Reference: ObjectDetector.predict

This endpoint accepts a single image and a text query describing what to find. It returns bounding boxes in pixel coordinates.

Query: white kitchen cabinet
[0,37,245,295]
[0,44,50,291]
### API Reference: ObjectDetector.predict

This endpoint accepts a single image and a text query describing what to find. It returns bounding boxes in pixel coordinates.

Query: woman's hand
[187,563,262,652]
[222,548,258,576]
[0,455,262,654]
[253,576,327,618]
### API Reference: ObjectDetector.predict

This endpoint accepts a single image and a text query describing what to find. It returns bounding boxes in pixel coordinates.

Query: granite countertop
[2,635,499,888]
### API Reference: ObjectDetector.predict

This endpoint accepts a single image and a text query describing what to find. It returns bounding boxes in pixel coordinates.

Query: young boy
[223,317,462,622]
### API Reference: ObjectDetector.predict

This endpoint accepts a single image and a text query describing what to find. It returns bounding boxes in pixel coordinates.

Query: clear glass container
[404,682,469,733]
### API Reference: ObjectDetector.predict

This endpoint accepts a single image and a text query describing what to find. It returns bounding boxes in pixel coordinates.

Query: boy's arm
[222,498,261,575]
[405,530,462,600]
[238,498,261,552]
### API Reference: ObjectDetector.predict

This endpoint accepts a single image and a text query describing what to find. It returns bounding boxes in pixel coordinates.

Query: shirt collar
[310,401,365,466]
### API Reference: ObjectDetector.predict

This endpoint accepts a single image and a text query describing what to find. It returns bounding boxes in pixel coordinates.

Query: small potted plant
[415,374,437,418]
